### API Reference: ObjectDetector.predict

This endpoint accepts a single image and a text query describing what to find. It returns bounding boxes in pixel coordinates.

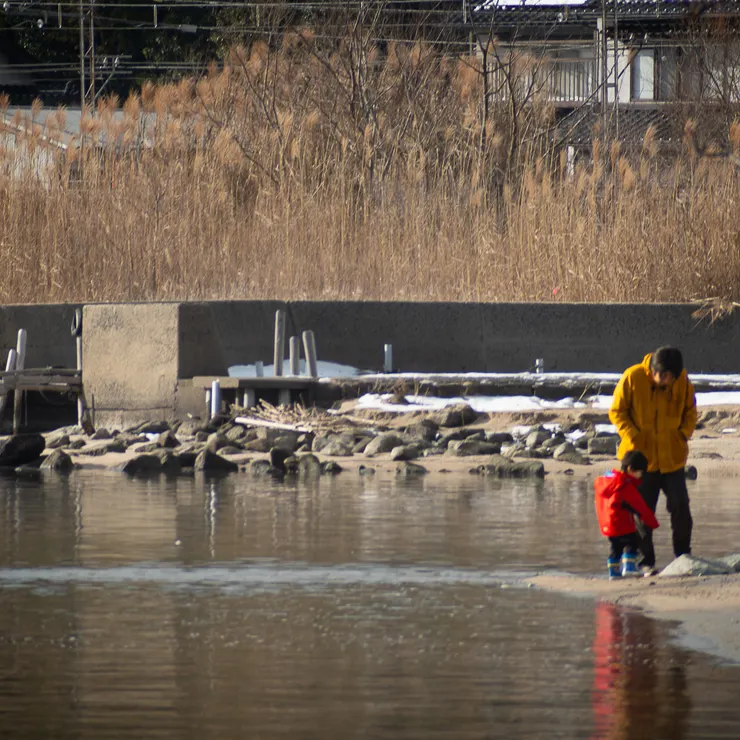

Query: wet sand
[528,572,740,666]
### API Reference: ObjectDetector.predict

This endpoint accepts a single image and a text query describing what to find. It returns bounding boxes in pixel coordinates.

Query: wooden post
[289,336,300,376]
[0,349,17,420]
[273,310,285,377]
[13,329,27,434]
[76,333,84,426]
[302,330,318,378]
[255,361,264,378]
[243,389,256,408]
[278,388,291,406]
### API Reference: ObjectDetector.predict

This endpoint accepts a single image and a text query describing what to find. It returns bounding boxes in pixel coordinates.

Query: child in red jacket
[594,450,660,579]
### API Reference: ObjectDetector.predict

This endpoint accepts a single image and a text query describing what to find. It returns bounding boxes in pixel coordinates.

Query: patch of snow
[696,391,740,406]
[595,423,618,434]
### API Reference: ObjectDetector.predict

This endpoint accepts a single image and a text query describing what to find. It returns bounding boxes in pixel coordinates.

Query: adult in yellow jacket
[609,347,697,574]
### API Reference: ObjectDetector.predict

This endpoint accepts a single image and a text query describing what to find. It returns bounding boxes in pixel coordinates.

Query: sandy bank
[528,572,740,665]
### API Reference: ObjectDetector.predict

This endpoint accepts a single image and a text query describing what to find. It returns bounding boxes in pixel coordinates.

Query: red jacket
[594,470,659,538]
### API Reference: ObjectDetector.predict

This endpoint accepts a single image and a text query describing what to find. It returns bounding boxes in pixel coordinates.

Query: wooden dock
[0,368,82,394]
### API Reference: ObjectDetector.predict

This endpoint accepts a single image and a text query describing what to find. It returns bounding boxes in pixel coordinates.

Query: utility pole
[79,0,96,110]
[79,0,85,110]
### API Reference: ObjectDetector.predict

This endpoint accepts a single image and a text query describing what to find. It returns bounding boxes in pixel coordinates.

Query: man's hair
[621,450,648,473]
[650,346,684,377]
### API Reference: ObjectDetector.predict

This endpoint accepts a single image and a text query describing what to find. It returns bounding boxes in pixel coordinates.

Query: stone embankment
[0,402,630,479]
[2,400,730,479]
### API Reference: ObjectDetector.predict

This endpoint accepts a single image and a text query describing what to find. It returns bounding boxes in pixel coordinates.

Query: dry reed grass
[1,34,740,306]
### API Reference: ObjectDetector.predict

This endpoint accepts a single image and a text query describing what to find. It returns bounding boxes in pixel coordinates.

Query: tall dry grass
[1,30,740,305]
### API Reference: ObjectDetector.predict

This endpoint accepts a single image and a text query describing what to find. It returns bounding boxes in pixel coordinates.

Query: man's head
[621,450,648,479]
[650,346,684,387]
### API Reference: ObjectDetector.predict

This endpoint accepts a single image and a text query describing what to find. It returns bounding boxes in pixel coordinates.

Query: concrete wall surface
[8,300,738,427]
[83,303,180,427]
[0,304,80,368]
[173,300,740,376]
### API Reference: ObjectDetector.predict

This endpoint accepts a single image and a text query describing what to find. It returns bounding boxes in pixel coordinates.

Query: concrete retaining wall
[3,300,737,427]
[174,300,738,375]
[0,304,80,368]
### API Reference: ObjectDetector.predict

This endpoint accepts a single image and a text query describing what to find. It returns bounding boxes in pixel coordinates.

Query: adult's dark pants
[637,469,693,568]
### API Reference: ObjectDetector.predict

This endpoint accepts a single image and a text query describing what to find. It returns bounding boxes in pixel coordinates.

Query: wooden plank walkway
[0,368,82,394]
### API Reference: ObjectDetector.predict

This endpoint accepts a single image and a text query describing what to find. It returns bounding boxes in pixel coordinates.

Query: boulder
[158,430,181,449]
[352,437,372,454]
[501,442,526,458]
[525,430,550,448]
[128,421,171,435]
[404,419,439,442]
[223,425,247,443]
[718,553,740,572]
[0,434,46,467]
[514,447,552,459]
[194,450,239,473]
[176,445,203,467]
[91,428,112,440]
[553,442,577,459]
[45,432,71,450]
[485,432,514,444]
[659,554,732,578]
[541,434,566,451]
[555,451,590,466]
[575,432,595,450]
[249,459,274,476]
[434,404,479,428]
[395,461,428,477]
[40,449,75,472]
[319,437,354,457]
[176,419,207,437]
[390,444,424,461]
[134,442,160,453]
[481,455,545,479]
[117,434,149,446]
[364,433,404,457]
[446,439,501,457]
[587,435,620,456]
[296,454,322,479]
[150,449,182,474]
[272,434,300,453]
[321,461,343,475]
[219,446,243,456]
[67,439,87,450]
[243,437,272,453]
[117,454,164,475]
[77,439,128,456]
[206,432,230,453]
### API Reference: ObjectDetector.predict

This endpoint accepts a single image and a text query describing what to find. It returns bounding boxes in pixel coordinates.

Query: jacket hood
[641,352,686,383]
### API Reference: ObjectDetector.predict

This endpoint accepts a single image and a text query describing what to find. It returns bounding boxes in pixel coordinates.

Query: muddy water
[0,471,739,739]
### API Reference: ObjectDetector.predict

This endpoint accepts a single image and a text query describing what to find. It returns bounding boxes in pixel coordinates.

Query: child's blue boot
[621,552,639,577]
[607,557,621,580]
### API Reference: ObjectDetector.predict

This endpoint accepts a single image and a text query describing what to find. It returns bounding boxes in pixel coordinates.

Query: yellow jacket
[609,353,697,473]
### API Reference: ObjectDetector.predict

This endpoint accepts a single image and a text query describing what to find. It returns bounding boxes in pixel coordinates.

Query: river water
[1,470,739,739]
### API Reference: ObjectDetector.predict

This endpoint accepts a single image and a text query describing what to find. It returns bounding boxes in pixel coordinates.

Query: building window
[631,49,655,100]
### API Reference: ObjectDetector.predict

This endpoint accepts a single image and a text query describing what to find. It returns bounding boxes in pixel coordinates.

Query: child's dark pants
[608,532,641,560]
